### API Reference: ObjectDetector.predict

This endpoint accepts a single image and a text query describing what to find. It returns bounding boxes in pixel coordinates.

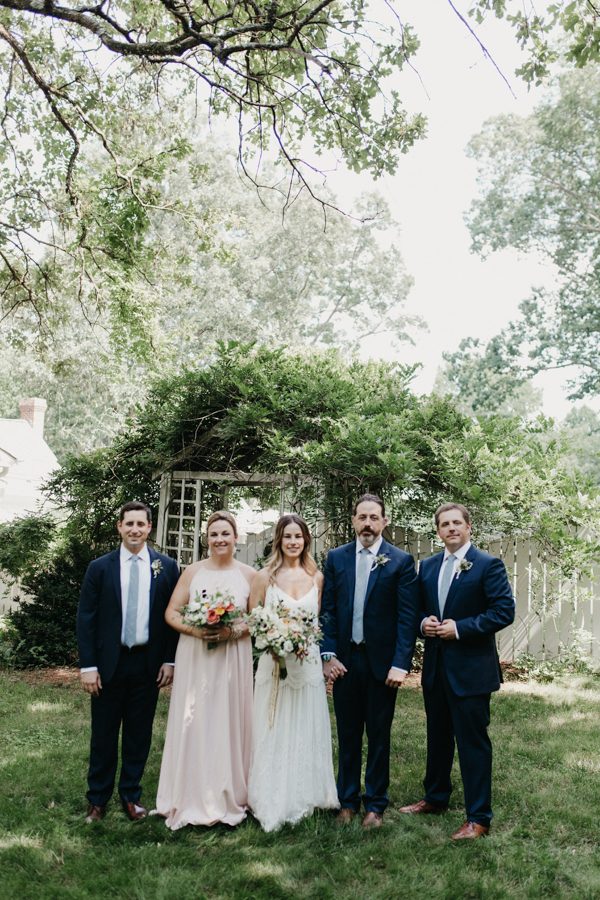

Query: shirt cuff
[164,662,175,667]
[389,666,407,676]
[454,623,460,640]
[80,667,98,673]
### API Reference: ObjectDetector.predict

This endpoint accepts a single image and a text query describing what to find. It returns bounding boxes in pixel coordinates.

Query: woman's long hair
[265,514,317,582]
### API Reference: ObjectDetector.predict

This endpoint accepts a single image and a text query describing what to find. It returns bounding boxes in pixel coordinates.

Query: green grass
[1,672,599,900]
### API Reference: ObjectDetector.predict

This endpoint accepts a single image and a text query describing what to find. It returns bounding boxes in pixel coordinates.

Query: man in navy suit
[321,494,419,828]
[400,503,515,839]
[77,501,179,823]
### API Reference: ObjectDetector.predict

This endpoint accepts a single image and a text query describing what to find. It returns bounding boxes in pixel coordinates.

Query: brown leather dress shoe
[335,808,356,825]
[121,801,148,821]
[85,804,106,824]
[362,811,383,829]
[398,799,447,815]
[451,821,490,840]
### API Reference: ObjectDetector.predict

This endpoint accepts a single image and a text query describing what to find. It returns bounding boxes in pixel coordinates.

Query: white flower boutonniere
[151,559,163,579]
[371,554,391,572]
[455,559,473,579]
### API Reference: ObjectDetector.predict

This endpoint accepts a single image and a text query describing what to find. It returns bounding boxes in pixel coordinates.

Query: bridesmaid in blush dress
[155,510,255,829]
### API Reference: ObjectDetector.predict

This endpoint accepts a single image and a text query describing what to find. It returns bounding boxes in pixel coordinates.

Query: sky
[328,0,576,418]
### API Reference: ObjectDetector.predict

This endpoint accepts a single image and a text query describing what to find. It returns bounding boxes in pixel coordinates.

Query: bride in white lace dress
[248,514,339,832]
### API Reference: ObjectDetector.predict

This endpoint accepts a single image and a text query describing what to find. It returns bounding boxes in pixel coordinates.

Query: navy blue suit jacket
[321,538,419,681]
[77,547,180,684]
[419,545,515,697]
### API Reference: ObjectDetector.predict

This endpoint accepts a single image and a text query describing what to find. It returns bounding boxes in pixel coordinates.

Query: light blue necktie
[352,547,372,643]
[438,554,456,619]
[123,555,140,647]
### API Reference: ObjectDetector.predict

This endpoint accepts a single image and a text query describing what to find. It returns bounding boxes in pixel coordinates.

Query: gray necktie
[438,554,456,620]
[123,555,140,647]
[352,547,372,643]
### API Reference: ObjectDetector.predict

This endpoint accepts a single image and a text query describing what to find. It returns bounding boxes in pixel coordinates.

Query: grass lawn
[0,670,599,900]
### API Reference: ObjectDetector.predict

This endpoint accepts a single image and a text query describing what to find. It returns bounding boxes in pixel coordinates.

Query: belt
[120,643,148,654]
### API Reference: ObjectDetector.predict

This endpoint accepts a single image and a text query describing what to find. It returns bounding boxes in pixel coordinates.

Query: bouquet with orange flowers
[181,587,240,649]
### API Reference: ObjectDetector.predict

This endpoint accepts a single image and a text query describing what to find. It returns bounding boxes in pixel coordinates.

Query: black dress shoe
[85,804,106,824]
[121,800,148,821]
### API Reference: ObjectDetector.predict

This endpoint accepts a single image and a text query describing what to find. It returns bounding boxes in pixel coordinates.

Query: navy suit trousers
[423,662,492,825]
[333,644,397,813]
[87,646,159,806]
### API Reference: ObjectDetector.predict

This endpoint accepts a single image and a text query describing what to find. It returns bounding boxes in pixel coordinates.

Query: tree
[2,342,597,665]
[0,1,429,326]
[0,135,420,459]
[435,337,542,419]
[464,66,600,399]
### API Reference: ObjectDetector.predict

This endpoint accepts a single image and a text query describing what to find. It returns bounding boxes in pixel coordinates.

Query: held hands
[323,657,347,689]
[422,615,457,640]
[80,671,102,696]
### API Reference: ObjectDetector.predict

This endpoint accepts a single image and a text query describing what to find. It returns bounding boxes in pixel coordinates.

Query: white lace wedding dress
[248,583,339,832]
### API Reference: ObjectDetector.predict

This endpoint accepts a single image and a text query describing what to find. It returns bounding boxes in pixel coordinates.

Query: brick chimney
[19,397,47,437]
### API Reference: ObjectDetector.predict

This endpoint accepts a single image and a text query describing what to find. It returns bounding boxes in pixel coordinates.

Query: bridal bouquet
[180,587,240,649]
[247,598,322,726]
[247,598,322,679]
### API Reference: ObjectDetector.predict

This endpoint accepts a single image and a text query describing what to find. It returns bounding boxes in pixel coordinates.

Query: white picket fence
[155,470,599,664]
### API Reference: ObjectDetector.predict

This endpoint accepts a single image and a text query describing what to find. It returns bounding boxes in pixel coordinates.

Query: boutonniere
[455,559,472,579]
[151,559,163,579]
[371,554,390,571]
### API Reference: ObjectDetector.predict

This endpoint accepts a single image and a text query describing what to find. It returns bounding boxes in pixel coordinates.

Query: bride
[248,514,339,831]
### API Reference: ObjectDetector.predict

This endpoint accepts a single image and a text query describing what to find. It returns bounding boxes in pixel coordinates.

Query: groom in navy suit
[321,494,419,828]
[77,501,179,823]
[400,503,515,839]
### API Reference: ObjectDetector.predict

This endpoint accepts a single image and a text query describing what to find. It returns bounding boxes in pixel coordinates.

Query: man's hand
[422,615,440,637]
[323,657,347,685]
[80,671,102,696]
[436,619,457,640]
[385,667,407,689]
[156,664,174,688]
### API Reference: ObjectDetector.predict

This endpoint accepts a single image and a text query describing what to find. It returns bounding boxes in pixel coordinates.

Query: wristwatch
[321,653,335,662]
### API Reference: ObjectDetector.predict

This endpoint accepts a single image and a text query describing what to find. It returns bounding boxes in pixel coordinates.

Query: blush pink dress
[155,566,253,828]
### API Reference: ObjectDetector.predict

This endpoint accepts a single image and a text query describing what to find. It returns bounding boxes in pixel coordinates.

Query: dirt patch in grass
[6,667,425,689]
[12,667,80,687]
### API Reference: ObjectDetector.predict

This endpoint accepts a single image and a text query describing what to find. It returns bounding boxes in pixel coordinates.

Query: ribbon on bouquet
[268,656,288,728]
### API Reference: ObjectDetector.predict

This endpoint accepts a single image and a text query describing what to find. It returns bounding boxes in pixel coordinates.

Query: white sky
[327,0,579,418]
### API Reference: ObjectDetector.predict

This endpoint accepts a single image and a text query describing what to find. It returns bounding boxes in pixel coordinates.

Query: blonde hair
[265,514,317,583]
[206,510,238,538]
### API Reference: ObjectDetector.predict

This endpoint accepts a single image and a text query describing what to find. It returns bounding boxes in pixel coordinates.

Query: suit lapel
[148,548,158,614]
[427,552,442,618]
[443,545,476,614]
[363,539,388,608]
[110,549,123,625]
[344,543,356,602]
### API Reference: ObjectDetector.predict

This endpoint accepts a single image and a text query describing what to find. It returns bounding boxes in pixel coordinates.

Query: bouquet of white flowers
[247,597,323,726]
[247,597,322,677]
